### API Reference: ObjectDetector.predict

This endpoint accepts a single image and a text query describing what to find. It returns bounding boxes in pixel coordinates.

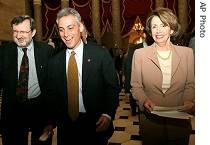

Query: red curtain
[41,0,194,41]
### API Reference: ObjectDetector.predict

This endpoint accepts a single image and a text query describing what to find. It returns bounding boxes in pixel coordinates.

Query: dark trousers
[129,93,137,115]
[57,113,113,145]
[2,97,52,145]
[141,112,192,145]
[143,136,189,145]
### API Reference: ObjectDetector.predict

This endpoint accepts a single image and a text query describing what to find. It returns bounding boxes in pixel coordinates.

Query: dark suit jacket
[0,41,54,126]
[123,43,143,93]
[47,41,119,124]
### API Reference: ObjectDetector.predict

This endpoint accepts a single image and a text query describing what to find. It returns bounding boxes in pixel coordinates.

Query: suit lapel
[61,50,68,97]
[33,42,44,86]
[10,43,19,84]
[82,43,91,88]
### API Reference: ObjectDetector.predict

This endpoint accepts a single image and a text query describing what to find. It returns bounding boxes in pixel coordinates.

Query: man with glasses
[0,15,54,145]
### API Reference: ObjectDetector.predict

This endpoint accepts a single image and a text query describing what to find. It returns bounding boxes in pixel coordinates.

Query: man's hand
[39,125,54,141]
[96,115,111,132]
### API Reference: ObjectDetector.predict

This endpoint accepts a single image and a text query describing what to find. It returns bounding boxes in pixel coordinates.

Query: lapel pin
[88,58,91,62]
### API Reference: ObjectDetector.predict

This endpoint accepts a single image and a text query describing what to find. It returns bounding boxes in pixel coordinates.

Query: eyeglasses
[13,30,31,35]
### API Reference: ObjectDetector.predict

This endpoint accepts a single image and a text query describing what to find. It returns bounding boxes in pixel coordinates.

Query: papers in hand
[151,106,193,119]
[39,131,50,141]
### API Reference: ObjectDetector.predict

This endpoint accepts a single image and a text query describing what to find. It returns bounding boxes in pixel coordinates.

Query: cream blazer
[131,43,195,111]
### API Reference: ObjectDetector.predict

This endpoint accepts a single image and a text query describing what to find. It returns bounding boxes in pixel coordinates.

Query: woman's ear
[170,30,174,35]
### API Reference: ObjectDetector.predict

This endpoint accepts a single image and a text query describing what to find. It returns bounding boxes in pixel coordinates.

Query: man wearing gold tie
[46,8,119,145]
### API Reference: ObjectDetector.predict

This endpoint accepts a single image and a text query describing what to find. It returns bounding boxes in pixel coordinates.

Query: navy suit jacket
[47,41,119,122]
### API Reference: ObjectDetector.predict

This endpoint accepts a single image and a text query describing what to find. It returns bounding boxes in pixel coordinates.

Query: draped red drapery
[41,0,194,41]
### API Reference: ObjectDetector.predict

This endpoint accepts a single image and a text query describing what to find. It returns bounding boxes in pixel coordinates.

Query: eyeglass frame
[12,30,32,35]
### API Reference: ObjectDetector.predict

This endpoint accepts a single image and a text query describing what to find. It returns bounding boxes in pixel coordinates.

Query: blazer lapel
[171,45,181,78]
[146,44,163,92]
[147,44,161,70]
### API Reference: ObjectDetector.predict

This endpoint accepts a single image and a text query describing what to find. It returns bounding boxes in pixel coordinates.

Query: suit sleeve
[130,50,148,111]
[102,49,120,119]
[183,48,195,102]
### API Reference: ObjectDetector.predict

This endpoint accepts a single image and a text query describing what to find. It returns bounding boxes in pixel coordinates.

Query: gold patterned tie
[67,51,79,120]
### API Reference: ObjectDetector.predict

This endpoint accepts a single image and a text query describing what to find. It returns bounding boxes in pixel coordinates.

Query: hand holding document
[151,106,193,119]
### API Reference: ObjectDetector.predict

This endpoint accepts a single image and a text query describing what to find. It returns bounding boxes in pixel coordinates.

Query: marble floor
[0,90,195,145]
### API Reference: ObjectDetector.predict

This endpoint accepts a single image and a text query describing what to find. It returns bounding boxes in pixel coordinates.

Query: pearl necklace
[156,49,172,60]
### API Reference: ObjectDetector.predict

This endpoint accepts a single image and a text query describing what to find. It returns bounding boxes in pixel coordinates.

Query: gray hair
[56,8,81,24]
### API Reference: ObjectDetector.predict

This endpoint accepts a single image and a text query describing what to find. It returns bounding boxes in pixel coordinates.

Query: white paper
[153,105,185,111]
[151,110,193,119]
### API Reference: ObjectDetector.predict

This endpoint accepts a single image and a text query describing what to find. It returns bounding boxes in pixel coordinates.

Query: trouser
[2,96,52,145]
[141,112,192,145]
[57,113,114,145]
[128,93,137,114]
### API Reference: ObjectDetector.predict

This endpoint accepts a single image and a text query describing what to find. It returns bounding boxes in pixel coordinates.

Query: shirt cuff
[102,113,112,120]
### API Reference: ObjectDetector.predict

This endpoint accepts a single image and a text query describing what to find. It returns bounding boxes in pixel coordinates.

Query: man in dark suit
[0,15,54,145]
[46,8,119,145]
[123,43,143,116]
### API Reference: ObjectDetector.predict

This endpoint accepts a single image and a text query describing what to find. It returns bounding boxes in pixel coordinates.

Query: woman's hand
[143,98,155,112]
[181,101,194,114]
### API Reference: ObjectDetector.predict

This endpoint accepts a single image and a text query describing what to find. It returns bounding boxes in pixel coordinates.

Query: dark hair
[146,7,181,38]
[10,15,36,31]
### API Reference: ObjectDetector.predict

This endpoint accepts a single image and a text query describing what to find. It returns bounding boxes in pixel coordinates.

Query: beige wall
[0,0,27,41]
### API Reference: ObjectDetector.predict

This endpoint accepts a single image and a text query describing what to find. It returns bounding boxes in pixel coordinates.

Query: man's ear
[79,23,84,33]
[32,29,36,37]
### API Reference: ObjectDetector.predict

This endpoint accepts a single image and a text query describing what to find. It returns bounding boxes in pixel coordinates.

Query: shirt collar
[17,40,34,52]
[67,40,83,56]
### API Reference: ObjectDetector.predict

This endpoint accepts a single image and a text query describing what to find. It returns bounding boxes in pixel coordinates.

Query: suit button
[163,94,165,97]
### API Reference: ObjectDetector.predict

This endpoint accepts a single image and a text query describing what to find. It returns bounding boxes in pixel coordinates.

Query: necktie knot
[71,51,76,56]
[22,48,27,55]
